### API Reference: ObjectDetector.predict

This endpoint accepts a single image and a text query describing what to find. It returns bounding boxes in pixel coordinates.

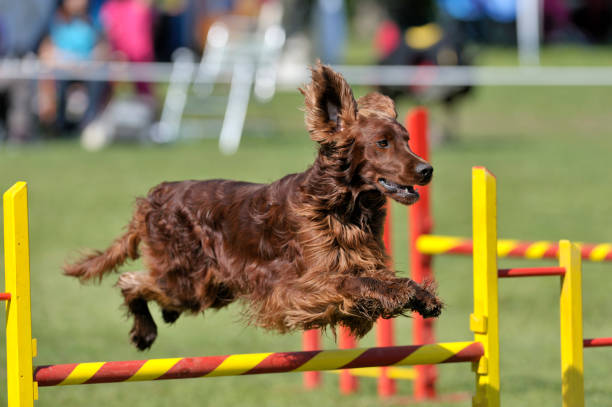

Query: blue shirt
[50,16,98,60]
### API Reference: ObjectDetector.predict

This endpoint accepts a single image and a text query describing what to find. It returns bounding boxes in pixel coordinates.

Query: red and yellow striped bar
[497,267,565,278]
[583,337,612,348]
[417,234,612,262]
[33,342,483,387]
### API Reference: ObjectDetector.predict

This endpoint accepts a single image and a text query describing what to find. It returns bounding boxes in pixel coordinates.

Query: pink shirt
[101,0,153,62]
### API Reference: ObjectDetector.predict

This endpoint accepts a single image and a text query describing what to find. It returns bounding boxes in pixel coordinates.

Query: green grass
[2,46,612,406]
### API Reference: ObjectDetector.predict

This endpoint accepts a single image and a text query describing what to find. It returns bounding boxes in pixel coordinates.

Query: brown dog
[65,63,442,350]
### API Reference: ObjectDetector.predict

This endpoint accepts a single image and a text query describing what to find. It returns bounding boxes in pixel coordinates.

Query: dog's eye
[376,139,389,148]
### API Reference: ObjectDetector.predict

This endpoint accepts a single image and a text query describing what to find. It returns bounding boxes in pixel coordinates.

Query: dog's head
[300,62,433,205]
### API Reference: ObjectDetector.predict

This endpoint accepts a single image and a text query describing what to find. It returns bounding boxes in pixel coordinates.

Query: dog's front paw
[417,296,443,318]
[407,281,443,319]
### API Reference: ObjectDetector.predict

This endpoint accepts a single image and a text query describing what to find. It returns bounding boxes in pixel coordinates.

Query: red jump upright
[302,329,321,388]
[407,107,437,400]
[376,199,396,397]
[339,327,358,394]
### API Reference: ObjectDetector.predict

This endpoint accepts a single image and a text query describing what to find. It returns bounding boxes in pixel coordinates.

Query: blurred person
[88,0,108,29]
[481,0,516,44]
[38,0,109,133]
[544,0,611,43]
[281,0,346,65]
[0,0,55,57]
[437,0,516,44]
[191,0,263,53]
[571,0,611,43]
[280,0,313,68]
[100,0,154,95]
[542,0,586,42]
[313,0,346,64]
[0,0,55,142]
[154,0,192,62]
[376,0,472,103]
[376,0,473,144]
[436,0,486,42]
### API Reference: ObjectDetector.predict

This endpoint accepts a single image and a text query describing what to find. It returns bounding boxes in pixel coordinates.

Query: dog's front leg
[337,276,443,321]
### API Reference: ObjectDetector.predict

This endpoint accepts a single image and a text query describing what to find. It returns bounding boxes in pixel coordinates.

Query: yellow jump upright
[559,240,584,407]
[470,167,500,407]
[4,182,37,407]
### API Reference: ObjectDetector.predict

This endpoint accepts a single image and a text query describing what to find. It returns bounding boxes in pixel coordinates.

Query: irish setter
[65,62,442,350]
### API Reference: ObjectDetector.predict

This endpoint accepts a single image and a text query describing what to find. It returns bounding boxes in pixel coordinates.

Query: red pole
[339,327,358,393]
[302,329,321,388]
[407,107,437,400]
[583,337,612,348]
[377,199,396,397]
[498,267,566,278]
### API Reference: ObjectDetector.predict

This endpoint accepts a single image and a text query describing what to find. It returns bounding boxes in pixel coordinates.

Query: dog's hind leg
[126,297,157,351]
[117,271,178,350]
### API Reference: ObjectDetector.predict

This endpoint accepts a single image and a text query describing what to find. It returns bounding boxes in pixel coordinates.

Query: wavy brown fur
[64,62,442,350]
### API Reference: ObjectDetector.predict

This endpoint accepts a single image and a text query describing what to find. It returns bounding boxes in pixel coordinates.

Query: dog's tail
[64,221,141,283]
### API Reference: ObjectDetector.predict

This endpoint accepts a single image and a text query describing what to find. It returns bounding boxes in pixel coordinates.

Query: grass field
[2,47,612,406]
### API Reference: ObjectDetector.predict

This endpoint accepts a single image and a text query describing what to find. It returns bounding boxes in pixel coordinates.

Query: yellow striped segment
[125,358,182,382]
[397,342,472,366]
[293,348,366,372]
[331,367,416,380]
[204,353,272,377]
[417,235,465,254]
[496,239,519,257]
[589,244,612,261]
[525,241,552,259]
[59,362,105,385]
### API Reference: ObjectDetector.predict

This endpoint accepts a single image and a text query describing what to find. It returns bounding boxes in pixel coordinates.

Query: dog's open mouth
[378,178,419,200]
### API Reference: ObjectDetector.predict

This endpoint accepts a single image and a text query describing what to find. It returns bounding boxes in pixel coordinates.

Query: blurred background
[1,0,612,406]
[0,0,611,148]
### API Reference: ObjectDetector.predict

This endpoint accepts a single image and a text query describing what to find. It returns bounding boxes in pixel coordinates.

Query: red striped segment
[158,355,228,379]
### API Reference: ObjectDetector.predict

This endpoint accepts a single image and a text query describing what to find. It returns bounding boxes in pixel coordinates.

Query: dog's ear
[300,61,357,144]
[357,92,397,119]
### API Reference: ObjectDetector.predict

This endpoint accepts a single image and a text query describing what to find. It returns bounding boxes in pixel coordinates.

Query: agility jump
[2,165,594,406]
[406,109,612,401]
[3,172,493,406]
[328,107,612,401]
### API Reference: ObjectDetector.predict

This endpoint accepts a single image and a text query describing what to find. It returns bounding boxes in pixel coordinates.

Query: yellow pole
[4,182,37,406]
[559,240,584,407]
[470,167,500,407]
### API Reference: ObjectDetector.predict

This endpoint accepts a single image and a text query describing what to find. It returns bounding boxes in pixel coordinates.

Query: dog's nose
[415,163,433,184]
